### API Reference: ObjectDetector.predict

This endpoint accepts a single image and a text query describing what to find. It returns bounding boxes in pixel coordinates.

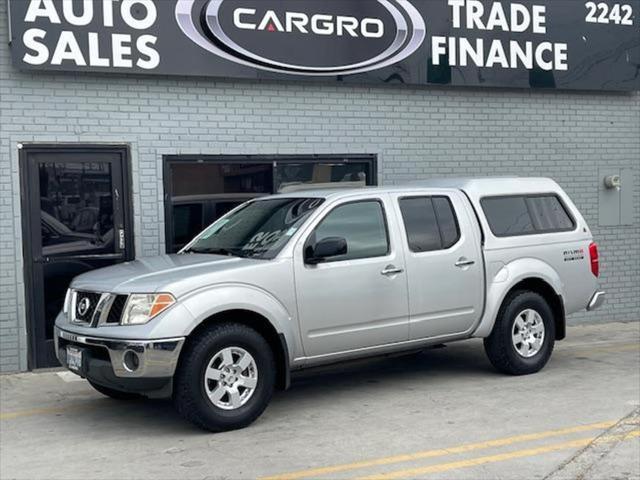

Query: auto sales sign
[7,0,640,91]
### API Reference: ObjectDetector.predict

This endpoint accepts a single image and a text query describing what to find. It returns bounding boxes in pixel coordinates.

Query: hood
[71,254,265,296]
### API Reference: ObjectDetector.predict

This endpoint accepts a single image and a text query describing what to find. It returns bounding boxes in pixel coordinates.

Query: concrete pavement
[1,322,639,480]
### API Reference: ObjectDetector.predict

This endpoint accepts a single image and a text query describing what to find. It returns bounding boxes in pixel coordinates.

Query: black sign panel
[7,0,640,91]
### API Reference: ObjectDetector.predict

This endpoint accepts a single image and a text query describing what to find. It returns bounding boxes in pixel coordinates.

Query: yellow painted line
[357,430,640,480]
[563,342,639,352]
[588,344,640,354]
[260,421,617,480]
[0,403,96,420]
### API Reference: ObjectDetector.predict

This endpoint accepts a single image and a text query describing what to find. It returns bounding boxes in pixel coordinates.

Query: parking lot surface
[1,322,639,480]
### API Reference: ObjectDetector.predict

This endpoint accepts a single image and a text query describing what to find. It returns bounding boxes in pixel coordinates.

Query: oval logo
[77,297,91,317]
[175,0,426,76]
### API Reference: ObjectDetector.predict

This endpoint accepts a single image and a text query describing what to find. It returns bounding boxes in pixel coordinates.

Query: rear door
[390,190,484,339]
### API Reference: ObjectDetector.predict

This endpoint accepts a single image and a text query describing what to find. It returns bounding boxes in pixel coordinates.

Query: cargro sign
[7,0,640,91]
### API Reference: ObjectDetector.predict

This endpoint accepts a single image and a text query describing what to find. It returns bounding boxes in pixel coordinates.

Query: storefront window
[165,156,375,253]
[275,162,368,193]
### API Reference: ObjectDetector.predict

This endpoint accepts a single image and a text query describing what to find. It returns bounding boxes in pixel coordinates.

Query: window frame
[303,198,391,264]
[163,154,377,253]
[398,195,462,253]
[480,193,577,238]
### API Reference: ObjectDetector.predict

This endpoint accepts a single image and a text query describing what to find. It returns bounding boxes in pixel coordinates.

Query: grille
[106,295,128,324]
[74,291,102,323]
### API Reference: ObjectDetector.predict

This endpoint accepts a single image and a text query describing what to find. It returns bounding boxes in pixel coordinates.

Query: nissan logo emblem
[175,0,426,76]
[77,297,91,317]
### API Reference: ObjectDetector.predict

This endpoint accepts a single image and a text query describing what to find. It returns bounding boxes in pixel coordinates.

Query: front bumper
[55,326,185,380]
[587,291,606,311]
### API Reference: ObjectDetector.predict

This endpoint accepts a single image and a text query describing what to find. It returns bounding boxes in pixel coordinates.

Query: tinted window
[527,196,574,231]
[38,161,115,256]
[481,197,535,236]
[167,157,375,253]
[173,204,203,249]
[433,197,460,248]
[310,201,388,261]
[481,195,574,237]
[275,162,370,193]
[399,197,441,252]
[399,196,460,252]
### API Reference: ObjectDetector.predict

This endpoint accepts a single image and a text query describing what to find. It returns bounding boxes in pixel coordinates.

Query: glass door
[21,146,133,368]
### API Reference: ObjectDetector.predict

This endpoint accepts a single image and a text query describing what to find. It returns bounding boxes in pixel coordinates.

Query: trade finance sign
[7,0,640,91]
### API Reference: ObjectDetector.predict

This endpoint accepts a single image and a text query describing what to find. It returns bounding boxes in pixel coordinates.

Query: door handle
[455,258,475,268]
[381,265,404,276]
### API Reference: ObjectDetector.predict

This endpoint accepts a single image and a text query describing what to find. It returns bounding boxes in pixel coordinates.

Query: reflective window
[399,196,460,252]
[184,198,324,259]
[275,163,369,193]
[171,163,273,196]
[38,162,115,256]
[433,197,460,248]
[173,204,204,250]
[481,195,574,237]
[481,196,535,237]
[399,197,441,252]
[527,196,575,232]
[309,201,389,262]
[166,157,375,253]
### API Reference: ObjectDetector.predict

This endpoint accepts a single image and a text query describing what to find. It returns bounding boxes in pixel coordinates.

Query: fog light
[123,350,140,372]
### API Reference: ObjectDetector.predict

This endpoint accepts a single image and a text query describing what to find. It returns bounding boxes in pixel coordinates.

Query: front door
[21,146,133,368]
[293,196,409,358]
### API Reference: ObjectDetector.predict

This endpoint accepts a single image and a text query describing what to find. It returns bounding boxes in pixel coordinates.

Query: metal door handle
[381,265,404,276]
[455,258,475,268]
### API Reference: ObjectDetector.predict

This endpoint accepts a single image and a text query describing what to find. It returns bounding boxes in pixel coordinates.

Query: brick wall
[1,2,638,372]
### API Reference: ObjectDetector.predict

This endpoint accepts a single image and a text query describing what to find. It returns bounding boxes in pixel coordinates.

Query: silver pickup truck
[55,177,605,431]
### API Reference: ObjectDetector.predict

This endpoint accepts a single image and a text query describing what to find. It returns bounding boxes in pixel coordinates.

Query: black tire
[88,380,142,400]
[173,323,275,432]
[484,290,555,375]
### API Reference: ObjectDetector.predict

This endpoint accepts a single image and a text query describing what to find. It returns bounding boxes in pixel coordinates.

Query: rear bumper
[55,326,185,379]
[587,291,606,311]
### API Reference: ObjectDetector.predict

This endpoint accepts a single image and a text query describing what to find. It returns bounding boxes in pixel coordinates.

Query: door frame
[19,144,135,369]
[162,154,378,254]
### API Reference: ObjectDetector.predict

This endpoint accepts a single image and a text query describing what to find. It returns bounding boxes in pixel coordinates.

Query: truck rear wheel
[484,290,555,375]
[173,323,275,432]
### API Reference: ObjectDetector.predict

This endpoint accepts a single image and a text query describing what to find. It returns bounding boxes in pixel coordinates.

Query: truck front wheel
[484,290,555,375]
[173,323,275,432]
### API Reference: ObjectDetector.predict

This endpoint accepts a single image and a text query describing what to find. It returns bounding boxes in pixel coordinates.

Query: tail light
[589,242,599,277]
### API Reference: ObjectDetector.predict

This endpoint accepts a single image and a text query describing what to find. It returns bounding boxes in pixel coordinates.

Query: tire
[88,380,142,400]
[173,323,276,432]
[484,290,556,375]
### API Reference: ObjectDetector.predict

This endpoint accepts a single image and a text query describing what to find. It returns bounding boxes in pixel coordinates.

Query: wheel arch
[474,259,566,340]
[182,309,291,390]
[499,278,566,340]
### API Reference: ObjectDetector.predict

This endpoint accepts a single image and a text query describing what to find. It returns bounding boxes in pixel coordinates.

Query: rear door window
[481,195,574,237]
[399,196,460,252]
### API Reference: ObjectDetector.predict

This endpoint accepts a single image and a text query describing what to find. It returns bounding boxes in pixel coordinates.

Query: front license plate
[66,346,83,371]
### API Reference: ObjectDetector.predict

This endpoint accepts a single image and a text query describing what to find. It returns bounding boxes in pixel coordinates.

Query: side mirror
[305,236,347,264]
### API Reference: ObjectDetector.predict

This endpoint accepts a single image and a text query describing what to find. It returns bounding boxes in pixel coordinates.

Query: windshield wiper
[184,247,248,257]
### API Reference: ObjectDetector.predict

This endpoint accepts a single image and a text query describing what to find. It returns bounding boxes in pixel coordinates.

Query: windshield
[182,197,324,259]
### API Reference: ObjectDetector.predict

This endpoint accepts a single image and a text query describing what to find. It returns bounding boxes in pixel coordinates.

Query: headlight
[63,289,72,315]
[120,293,176,325]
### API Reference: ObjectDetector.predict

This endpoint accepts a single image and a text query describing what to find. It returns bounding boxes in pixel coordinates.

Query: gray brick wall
[1,2,638,372]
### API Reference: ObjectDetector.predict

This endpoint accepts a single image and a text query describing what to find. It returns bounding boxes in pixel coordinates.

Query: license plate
[66,346,83,371]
